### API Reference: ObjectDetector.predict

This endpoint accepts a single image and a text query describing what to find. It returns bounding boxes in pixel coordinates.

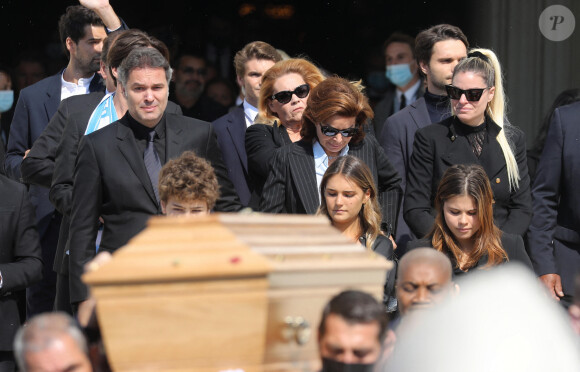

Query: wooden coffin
[83,213,393,372]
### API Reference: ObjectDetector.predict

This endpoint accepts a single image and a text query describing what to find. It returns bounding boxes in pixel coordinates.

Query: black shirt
[424,89,451,124]
[126,112,166,164]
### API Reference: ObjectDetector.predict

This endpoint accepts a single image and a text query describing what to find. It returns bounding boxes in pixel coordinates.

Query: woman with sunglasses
[245,58,325,209]
[404,48,531,239]
[318,155,397,308]
[260,77,402,241]
[407,164,532,276]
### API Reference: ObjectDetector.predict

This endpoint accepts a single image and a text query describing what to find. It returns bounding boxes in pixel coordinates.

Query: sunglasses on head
[445,85,488,101]
[320,125,359,138]
[271,84,310,104]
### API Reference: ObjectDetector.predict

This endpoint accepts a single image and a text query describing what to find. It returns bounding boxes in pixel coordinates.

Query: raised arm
[79,0,123,31]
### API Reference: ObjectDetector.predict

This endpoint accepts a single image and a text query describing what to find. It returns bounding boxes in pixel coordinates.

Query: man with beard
[378,24,468,252]
[4,2,124,318]
[170,53,227,121]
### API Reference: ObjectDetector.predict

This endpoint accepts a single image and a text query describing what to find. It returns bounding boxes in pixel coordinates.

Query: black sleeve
[20,100,69,187]
[204,124,243,212]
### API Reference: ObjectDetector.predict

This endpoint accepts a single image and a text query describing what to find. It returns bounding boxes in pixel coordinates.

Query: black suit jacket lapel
[44,74,62,120]
[478,120,506,178]
[165,116,185,161]
[116,120,158,205]
[288,141,319,214]
[409,98,431,130]
[227,108,249,171]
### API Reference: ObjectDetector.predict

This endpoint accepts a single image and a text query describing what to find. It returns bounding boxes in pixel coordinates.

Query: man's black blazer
[260,135,402,232]
[212,106,251,206]
[378,97,431,249]
[5,73,104,238]
[20,91,106,188]
[527,102,580,298]
[0,174,42,350]
[49,101,182,275]
[404,116,532,239]
[68,112,242,303]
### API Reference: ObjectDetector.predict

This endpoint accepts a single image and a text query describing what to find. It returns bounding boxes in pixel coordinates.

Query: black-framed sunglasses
[271,84,310,104]
[445,85,488,101]
[320,125,359,138]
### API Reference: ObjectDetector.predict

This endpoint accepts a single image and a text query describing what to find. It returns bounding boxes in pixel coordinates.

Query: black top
[245,121,293,209]
[360,234,397,310]
[423,89,451,124]
[127,113,167,164]
[406,232,533,277]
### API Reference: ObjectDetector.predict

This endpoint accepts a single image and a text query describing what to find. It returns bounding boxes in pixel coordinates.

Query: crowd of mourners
[0,1,579,371]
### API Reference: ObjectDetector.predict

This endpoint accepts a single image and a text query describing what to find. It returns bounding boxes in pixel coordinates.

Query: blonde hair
[256,58,325,125]
[318,155,383,250]
[453,48,519,190]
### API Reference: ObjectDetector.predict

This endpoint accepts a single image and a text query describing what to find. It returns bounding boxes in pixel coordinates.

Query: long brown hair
[318,155,382,250]
[431,164,507,269]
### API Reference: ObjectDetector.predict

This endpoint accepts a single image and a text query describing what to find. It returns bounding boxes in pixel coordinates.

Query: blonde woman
[404,48,531,238]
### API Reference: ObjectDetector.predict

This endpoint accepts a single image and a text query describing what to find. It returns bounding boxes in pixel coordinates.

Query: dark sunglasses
[320,125,359,138]
[445,85,488,101]
[271,84,310,104]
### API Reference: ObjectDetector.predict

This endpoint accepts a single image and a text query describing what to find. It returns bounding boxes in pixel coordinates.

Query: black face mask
[321,357,375,372]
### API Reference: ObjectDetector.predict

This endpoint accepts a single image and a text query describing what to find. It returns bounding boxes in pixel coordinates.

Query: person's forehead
[80,24,107,41]
[323,313,381,341]
[386,41,413,56]
[402,261,450,284]
[431,39,467,58]
[167,198,208,208]
[128,66,167,81]
[179,56,205,68]
[25,334,87,369]
[0,72,10,89]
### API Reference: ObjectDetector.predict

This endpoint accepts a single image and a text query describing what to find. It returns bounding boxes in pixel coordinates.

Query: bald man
[13,312,92,372]
[397,248,454,316]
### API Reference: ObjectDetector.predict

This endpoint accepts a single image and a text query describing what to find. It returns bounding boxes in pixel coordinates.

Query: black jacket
[407,232,533,277]
[404,116,532,238]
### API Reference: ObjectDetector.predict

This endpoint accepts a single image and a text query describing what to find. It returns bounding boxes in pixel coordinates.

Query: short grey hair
[13,312,88,371]
[117,47,173,87]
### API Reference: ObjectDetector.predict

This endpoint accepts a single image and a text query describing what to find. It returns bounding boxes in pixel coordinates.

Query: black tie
[144,130,161,203]
[399,94,407,111]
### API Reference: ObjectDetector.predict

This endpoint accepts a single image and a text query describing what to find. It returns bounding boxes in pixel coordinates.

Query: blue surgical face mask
[0,90,14,113]
[385,63,414,87]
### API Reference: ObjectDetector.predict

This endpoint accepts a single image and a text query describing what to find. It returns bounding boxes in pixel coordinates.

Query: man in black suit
[68,47,241,310]
[378,24,468,251]
[46,30,176,314]
[5,2,124,317]
[0,174,42,371]
[373,32,423,137]
[528,101,580,308]
[212,41,282,206]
